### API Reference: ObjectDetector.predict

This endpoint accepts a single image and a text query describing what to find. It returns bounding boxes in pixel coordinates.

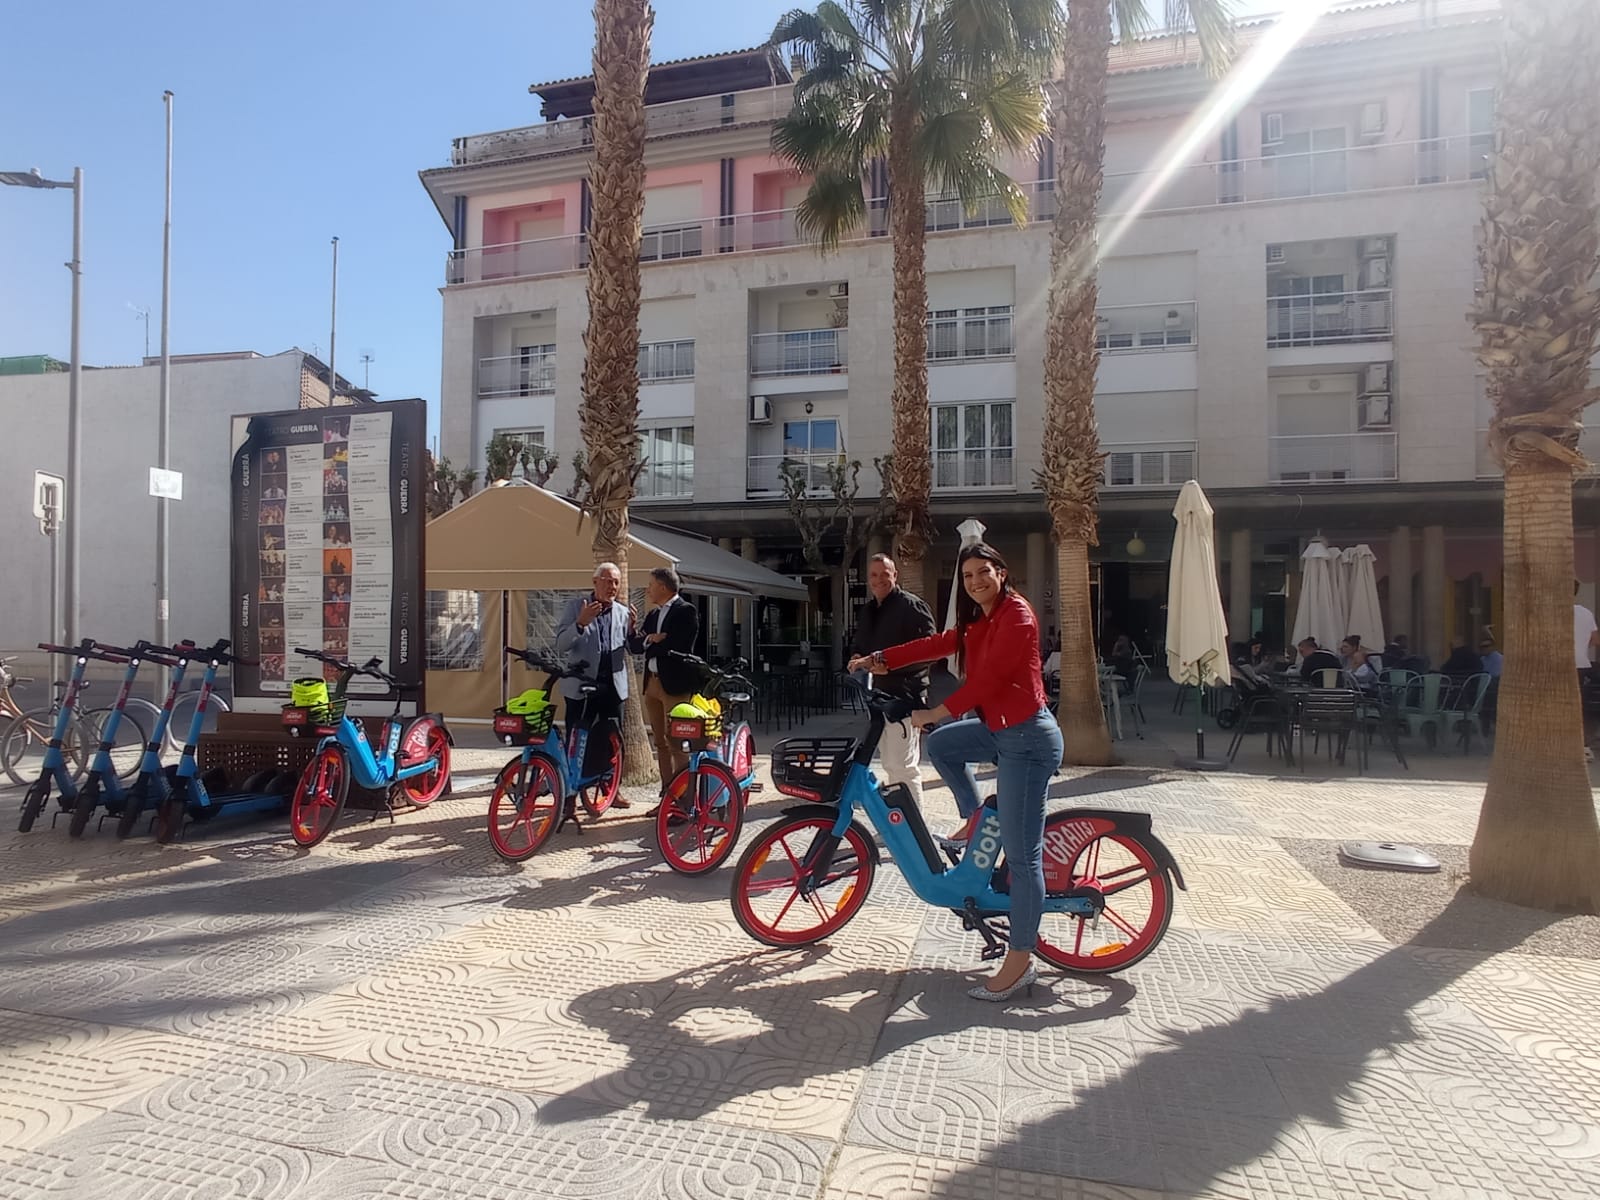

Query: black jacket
[852,588,936,703]
[1299,649,1341,682]
[628,597,701,696]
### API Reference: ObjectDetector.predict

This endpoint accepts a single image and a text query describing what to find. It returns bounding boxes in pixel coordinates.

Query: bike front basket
[493,705,555,743]
[771,737,856,802]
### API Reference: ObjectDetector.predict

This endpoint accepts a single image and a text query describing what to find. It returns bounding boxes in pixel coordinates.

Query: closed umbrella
[1291,538,1344,653]
[1343,544,1385,653]
[1166,480,1231,769]
[945,518,987,674]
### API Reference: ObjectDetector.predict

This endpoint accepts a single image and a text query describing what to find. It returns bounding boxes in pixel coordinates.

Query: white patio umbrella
[1166,480,1231,768]
[1291,538,1344,653]
[944,517,987,674]
[1342,544,1386,653]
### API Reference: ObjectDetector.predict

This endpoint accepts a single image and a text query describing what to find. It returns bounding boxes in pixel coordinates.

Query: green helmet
[506,688,551,715]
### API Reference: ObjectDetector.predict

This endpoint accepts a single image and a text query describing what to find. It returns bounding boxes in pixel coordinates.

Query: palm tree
[1039,0,1231,765]
[577,0,657,786]
[1468,0,1600,913]
[770,0,1062,602]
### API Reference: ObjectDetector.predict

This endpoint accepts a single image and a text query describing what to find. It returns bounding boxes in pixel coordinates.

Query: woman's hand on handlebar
[847,653,889,676]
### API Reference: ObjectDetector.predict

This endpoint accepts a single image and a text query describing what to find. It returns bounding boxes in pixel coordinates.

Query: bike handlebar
[293,646,413,691]
[169,638,249,666]
[845,674,918,724]
[666,650,756,698]
[503,645,591,679]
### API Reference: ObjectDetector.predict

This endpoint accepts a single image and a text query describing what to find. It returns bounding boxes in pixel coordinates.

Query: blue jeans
[925,709,1063,952]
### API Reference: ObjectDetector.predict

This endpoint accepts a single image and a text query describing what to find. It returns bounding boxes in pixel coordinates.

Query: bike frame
[823,738,1099,920]
[515,711,615,795]
[315,710,440,791]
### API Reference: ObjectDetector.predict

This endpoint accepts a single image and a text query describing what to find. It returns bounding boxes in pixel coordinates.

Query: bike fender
[1141,830,1186,891]
[1049,807,1186,891]
[778,803,881,868]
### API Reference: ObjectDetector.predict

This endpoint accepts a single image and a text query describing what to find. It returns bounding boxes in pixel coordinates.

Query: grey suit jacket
[554,594,632,701]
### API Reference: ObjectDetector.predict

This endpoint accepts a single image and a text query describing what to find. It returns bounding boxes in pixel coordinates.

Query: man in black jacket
[628,566,701,793]
[1297,637,1342,684]
[852,554,936,805]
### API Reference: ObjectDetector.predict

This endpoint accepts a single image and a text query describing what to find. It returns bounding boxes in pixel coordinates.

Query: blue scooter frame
[113,640,195,838]
[67,642,153,837]
[18,640,99,833]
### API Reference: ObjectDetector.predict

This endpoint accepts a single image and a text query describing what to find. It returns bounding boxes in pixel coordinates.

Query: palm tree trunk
[886,100,935,607]
[1039,4,1113,766]
[1475,460,1600,912]
[582,0,655,786]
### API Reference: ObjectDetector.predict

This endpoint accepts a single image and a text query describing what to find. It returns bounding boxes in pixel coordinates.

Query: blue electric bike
[731,682,1184,974]
[281,648,453,848]
[485,645,626,862]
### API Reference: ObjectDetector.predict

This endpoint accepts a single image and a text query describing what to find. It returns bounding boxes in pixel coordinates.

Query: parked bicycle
[2,648,148,789]
[280,647,453,848]
[17,640,146,831]
[485,645,626,862]
[729,681,1184,974]
[653,651,761,875]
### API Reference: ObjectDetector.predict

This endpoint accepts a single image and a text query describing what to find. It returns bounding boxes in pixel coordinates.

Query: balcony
[927,309,1014,361]
[444,136,1489,287]
[1102,442,1195,489]
[750,329,847,378]
[638,339,694,382]
[1268,290,1393,348]
[1270,433,1397,483]
[933,446,1015,492]
[477,352,555,400]
[746,453,842,498]
[1095,301,1197,353]
[449,85,794,166]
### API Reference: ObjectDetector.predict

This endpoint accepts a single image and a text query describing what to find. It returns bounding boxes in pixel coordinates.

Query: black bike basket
[771,737,856,802]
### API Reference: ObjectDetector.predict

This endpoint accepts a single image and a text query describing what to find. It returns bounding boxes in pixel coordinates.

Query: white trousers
[877,717,924,806]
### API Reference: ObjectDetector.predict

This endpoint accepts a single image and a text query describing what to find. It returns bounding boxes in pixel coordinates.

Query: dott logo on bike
[966,813,1004,873]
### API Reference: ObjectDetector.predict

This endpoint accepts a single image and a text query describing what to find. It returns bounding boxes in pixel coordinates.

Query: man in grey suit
[555,561,636,808]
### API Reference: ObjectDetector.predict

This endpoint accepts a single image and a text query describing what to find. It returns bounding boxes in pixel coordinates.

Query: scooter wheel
[153,795,185,844]
[116,778,150,839]
[68,782,99,838]
[18,780,49,833]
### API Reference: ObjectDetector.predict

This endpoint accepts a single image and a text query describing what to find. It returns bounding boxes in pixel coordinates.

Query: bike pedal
[747,783,764,793]
[980,943,1007,962]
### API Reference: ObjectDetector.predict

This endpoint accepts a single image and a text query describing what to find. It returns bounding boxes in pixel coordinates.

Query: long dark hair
[954,542,1016,673]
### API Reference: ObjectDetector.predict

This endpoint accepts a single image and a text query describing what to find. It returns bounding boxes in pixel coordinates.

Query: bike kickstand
[554,801,585,836]
[960,900,1010,962]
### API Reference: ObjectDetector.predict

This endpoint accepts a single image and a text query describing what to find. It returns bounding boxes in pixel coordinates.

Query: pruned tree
[484,433,562,487]
[780,453,895,669]
[424,451,477,518]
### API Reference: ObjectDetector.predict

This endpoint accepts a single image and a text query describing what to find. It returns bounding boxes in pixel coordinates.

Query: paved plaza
[1,708,1598,1199]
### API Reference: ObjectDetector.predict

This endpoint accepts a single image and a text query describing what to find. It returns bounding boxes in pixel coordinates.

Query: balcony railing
[450,85,795,166]
[1102,442,1196,489]
[746,453,843,497]
[638,339,694,382]
[1267,290,1393,348]
[1270,433,1397,483]
[927,310,1014,361]
[1095,301,1197,353]
[750,329,847,377]
[477,352,556,399]
[933,447,1015,491]
[445,136,1490,286]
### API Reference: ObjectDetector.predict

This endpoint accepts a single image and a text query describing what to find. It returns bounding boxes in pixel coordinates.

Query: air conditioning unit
[1360,237,1390,259]
[1262,112,1284,147]
[749,395,772,424]
[1266,244,1286,265]
[1358,392,1393,430]
[1361,256,1391,289]
[827,282,849,299]
[1359,101,1387,141]
[1364,363,1391,393]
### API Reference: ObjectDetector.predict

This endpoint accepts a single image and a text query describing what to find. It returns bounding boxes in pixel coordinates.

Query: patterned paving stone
[820,1145,1168,1200]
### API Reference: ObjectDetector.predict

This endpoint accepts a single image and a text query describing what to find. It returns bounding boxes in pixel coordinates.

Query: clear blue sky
[1,0,1285,445]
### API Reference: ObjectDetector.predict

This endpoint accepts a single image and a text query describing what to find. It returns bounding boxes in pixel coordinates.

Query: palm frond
[794,168,869,251]
[971,70,1050,151]
[938,0,1064,78]
[773,97,869,174]
[1170,0,1236,76]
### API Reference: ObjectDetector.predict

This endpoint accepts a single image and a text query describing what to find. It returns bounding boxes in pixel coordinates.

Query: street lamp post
[1,167,83,652]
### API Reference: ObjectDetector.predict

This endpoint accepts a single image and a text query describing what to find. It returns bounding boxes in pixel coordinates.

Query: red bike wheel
[289,747,349,848]
[487,754,561,863]
[1034,827,1173,974]
[656,759,744,876]
[730,815,875,947]
[578,729,624,817]
[399,726,451,807]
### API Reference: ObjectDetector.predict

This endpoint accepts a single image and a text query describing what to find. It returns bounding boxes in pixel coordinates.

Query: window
[493,427,545,452]
[517,343,556,395]
[638,340,695,382]
[926,306,1014,360]
[1267,127,1347,197]
[778,418,842,492]
[637,425,694,499]
[426,591,483,670]
[1468,88,1495,179]
[932,402,1014,490]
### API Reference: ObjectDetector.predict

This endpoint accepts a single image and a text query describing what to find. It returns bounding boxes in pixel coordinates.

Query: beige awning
[425,483,806,600]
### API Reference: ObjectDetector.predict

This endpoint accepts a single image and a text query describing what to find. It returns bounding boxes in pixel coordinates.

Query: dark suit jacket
[628,597,700,696]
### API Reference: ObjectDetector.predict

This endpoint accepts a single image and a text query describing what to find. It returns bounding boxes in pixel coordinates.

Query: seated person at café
[1439,642,1484,678]
[1339,635,1382,674]
[1348,646,1381,692]
[1297,638,1342,683]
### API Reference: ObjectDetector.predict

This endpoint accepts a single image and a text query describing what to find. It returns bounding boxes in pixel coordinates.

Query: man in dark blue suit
[556,561,636,807]
[628,566,701,792]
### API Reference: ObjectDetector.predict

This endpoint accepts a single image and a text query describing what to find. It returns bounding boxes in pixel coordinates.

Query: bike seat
[579,683,597,697]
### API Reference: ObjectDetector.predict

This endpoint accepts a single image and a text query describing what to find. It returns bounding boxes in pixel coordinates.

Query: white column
[715,537,736,658]
[1422,525,1447,664]
[1229,528,1252,641]
[740,536,759,664]
[1389,526,1413,645]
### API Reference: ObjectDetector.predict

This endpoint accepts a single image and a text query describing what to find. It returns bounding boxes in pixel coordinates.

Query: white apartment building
[421,0,1593,662]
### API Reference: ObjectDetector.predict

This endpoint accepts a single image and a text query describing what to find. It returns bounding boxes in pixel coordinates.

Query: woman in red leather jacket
[849,542,1062,1001]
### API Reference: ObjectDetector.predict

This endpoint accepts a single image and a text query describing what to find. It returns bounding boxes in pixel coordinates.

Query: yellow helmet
[506,688,551,715]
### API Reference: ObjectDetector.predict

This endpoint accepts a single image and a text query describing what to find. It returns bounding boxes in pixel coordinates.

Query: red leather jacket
[882,592,1048,731]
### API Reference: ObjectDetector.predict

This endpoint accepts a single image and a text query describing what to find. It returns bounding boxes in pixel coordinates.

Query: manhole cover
[1338,841,1441,872]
